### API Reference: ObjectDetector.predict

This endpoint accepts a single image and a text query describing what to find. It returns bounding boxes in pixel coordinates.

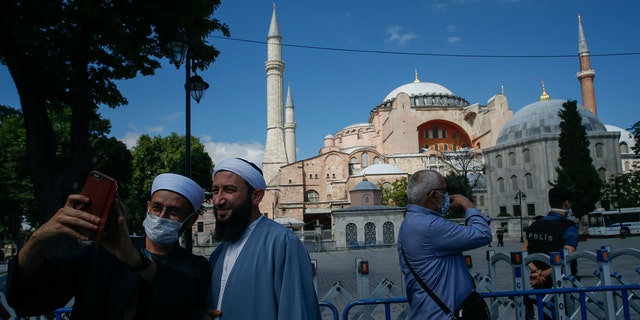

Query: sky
[1,0,640,168]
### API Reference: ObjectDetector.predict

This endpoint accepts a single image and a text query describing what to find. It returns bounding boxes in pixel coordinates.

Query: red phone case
[80,171,118,246]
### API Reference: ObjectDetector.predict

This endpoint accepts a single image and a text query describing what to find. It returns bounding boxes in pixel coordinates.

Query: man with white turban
[7,172,212,319]
[206,158,321,320]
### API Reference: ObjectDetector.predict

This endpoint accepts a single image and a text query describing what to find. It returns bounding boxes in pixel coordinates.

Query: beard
[213,195,253,242]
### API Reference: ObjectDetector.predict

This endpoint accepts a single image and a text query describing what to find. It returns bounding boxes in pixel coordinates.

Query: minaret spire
[576,14,597,115]
[263,4,288,186]
[284,83,297,163]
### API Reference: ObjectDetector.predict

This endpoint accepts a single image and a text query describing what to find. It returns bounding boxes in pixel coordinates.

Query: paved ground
[310,236,640,319]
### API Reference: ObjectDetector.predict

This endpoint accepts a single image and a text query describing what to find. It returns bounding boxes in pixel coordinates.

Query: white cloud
[448,37,461,44]
[201,138,265,168]
[121,132,141,149]
[385,26,417,46]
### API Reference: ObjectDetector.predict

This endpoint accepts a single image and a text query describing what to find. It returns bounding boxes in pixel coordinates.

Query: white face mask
[142,212,191,247]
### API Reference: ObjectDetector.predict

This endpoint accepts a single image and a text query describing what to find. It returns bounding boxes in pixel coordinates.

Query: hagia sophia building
[223,7,633,247]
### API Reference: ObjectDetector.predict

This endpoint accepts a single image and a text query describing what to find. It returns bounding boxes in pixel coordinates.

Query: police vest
[526,217,575,270]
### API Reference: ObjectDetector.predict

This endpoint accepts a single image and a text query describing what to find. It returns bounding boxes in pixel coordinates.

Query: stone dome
[496,99,606,145]
[383,81,455,102]
[352,180,379,191]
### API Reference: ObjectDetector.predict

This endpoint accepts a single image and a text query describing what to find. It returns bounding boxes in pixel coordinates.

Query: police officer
[521,186,578,319]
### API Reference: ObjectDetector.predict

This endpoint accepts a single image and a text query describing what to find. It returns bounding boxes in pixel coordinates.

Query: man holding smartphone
[6,173,212,319]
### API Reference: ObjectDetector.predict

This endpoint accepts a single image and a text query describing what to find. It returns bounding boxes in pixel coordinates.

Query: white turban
[151,173,205,213]
[213,158,266,190]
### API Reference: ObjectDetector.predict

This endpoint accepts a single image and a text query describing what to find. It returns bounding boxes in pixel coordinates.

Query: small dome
[357,164,405,176]
[353,180,379,191]
[497,99,606,145]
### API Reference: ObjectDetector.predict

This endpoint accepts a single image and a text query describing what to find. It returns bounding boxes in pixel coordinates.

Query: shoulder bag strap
[402,248,452,316]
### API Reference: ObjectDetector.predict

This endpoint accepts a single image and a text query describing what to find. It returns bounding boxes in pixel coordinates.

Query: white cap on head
[151,173,205,213]
[213,158,266,190]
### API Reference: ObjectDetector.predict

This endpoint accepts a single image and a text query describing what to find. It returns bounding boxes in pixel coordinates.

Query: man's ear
[252,189,265,205]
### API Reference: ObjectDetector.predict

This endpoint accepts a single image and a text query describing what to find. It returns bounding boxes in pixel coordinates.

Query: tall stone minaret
[577,14,597,116]
[263,4,288,186]
[284,83,297,163]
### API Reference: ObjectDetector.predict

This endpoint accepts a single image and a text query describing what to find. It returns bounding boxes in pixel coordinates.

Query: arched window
[364,222,376,245]
[346,223,358,247]
[525,173,533,189]
[383,221,395,244]
[620,142,629,154]
[479,195,485,206]
[511,175,518,191]
[361,152,369,168]
[509,152,516,166]
[597,167,607,181]
[498,178,505,193]
[523,149,531,163]
[349,157,358,175]
[363,194,370,204]
[373,157,382,164]
[496,155,503,168]
[305,190,320,203]
[595,143,604,158]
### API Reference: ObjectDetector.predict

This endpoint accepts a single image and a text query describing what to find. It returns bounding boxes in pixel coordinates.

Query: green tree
[378,177,408,207]
[553,100,602,218]
[0,1,230,237]
[0,105,132,242]
[600,121,640,209]
[127,133,213,234]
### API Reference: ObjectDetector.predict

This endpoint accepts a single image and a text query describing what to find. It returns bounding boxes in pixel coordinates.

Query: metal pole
[518,191,524,242]
[184,55,193,252]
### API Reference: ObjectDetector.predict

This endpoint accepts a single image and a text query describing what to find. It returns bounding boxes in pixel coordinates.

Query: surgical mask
[439,192,450,214]
[143,212,191,247]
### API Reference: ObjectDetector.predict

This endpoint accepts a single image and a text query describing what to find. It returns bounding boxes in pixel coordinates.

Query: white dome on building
[496,99,606,145]
[383,81,455,102]
[357,163,405,176]
[605,124,634,152]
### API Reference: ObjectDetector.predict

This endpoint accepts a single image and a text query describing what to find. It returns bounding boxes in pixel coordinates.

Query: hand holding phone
[80,171,118,246]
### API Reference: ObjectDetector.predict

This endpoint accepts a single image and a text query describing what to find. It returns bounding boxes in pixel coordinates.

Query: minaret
[263,4,288,186]
[576,14,597,115]
[284,83,297,163]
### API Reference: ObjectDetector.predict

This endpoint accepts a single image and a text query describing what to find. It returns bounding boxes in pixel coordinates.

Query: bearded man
[205,158,321,320]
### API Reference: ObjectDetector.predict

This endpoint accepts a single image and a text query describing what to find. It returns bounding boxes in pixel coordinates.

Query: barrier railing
[342,285,640,320]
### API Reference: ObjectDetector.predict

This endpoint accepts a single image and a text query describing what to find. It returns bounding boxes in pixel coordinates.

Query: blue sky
[1,0,639,167]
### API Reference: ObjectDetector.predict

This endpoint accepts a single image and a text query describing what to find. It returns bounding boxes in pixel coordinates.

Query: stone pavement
[310,236,640,319]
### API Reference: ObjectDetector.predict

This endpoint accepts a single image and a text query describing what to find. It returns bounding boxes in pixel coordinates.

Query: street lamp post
[514,190,526,242]
[168,31,209,252]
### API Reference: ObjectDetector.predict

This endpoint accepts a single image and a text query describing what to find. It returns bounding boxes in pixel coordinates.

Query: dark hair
[548,187,571,208]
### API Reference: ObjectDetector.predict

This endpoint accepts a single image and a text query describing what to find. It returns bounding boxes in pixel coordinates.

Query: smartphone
[80,170,118,246]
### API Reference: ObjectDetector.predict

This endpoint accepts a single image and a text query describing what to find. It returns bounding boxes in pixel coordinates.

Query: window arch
[597,167,607,181]
[346,223,358,247]
[496,155,503,168]
[511,175,518,191]
[364,222,376,245]
[383,221,395,244]
[620,142,629,154]
[361,152,369,168]
[498,178,505,193]
[523,149,531,163]
[305,190,320,203]
[508,152,516,166]
[595,143,604,158]
[525,173,533,189]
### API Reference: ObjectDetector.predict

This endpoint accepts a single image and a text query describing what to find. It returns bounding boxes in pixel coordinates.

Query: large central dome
[383,81,455,103]
[496,99,606,145]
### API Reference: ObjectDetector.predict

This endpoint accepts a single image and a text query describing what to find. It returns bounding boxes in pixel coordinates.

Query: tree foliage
[0,105,132,242]
[127,133,213,234]
[553,100,602,218]
[378,177,408,207]
[0,1,230,240]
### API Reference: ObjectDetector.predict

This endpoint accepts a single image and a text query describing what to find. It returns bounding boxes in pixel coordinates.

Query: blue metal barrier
[343,285,640,320]
[319,301,339,320]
